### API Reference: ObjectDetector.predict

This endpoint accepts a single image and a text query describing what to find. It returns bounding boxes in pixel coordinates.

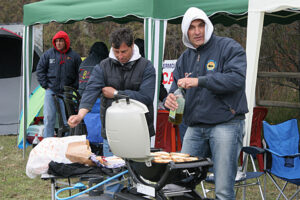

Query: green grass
[0,135,298,199]
[0,135,51,199]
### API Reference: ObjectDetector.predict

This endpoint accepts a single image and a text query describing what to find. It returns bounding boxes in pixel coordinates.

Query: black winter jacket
[80,55,156,139]
[78,42,108,95]
[36,47,81,94]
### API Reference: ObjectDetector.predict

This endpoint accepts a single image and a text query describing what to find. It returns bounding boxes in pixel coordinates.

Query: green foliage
[43,21,144,57]
[0,0,39,23]
[265,107,300,124]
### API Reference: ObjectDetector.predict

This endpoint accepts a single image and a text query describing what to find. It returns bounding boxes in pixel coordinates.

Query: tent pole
[245,10,264,149]
[22,25,33,158]
[22,26,27,158]
[144,18,167,147]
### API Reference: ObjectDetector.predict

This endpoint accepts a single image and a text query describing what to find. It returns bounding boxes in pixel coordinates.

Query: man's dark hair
[109,28,133,49]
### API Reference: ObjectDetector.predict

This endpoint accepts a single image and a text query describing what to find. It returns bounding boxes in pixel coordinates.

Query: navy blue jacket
[36,47,81,94]
[170,34,248,126]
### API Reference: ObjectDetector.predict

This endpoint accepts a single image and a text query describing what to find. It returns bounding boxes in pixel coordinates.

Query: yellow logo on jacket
[206,60,217,71]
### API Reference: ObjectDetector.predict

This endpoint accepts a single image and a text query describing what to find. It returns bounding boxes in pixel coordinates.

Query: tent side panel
[245,11,265,147]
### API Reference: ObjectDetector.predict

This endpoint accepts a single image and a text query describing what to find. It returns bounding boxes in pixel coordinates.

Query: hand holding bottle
[168,87,185,125]
[164,93,178,111]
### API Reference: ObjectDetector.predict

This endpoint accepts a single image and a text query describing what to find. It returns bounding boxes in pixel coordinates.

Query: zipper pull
[197,53,200,62]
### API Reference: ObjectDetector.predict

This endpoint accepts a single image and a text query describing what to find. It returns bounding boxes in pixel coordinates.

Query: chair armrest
[242,146,265,156]
[265,149,300,158]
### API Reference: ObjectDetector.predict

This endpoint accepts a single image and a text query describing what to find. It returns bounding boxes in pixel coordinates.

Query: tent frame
[22,0,300,158]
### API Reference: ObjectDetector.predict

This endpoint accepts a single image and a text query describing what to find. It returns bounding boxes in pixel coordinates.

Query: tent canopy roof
[23,0,300,27]
[24,0,249,26]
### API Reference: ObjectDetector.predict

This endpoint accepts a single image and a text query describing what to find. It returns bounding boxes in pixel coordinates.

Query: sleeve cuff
[79,103,92,111]
[198,76,207,88]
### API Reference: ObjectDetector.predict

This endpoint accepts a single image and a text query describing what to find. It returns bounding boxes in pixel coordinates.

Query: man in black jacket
[68,27,155,197]
[69,28,155,146]
[37,31,81,138]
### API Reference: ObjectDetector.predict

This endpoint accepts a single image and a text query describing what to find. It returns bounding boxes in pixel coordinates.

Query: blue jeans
[179,120,188,143]
[103,139,113,157]
[43,89,68,138]
[181,119,245,200]
[103,139,123,197]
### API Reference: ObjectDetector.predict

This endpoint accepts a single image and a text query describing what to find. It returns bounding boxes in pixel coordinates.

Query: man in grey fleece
[164,7,248,200]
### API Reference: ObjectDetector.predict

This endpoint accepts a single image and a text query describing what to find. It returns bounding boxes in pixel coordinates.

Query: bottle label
[169,109,176,119]
[176,98,185,114]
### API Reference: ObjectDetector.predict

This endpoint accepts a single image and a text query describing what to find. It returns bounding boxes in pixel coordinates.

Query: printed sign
[162,60,177,92]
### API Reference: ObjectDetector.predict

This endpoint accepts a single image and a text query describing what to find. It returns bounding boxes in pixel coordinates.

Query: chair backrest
[64,98,78,117]
[263,119,300,179]
[263,119,299,155]
[240,107,268,171]
[250,107,268,146]
[64,86,81,100]
[52,94,69,137]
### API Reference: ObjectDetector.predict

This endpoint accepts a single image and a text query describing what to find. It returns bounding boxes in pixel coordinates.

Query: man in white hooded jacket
[164,7,248,200]
[68,28,156,197]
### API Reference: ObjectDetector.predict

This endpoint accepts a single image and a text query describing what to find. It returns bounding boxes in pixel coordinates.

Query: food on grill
[184,156,199,162]
[153,158,173,163]
[171,156,186,162]
[170,152,190,157]
[151,151,198,163]
[151,151,170,156]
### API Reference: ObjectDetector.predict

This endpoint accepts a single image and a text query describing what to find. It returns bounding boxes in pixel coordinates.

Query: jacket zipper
[120,70,125,90]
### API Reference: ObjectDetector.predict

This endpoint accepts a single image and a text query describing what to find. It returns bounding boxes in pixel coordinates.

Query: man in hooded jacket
[37,31,82,138]
[68,27,155,197]
[68,27,155,153]
[164,7,248,200]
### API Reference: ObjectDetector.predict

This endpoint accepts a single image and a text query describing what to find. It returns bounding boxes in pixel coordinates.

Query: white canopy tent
[245,0,300,147]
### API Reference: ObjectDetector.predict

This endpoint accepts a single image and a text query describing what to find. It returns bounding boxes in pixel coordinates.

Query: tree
[259,22,300,102]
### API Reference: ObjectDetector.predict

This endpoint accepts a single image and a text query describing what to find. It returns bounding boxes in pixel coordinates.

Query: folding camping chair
[64,86,103,155]
[201,108,266,199]
[263,119,300,200]
[240,106,268,172]
[52,94,69,137]
[63,86,87,136]
[201,145,265,199]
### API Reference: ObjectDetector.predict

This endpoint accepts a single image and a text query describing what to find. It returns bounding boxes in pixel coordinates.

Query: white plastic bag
[26,135,86,179]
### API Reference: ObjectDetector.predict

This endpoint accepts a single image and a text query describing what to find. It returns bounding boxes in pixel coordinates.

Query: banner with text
[162,59,177,92]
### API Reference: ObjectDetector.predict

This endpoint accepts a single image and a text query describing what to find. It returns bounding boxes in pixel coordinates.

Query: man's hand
[68,108,89,128]
[178,77,198,89]
[164,93,178,111]
[68,115,83,128]
[102,86,117,98]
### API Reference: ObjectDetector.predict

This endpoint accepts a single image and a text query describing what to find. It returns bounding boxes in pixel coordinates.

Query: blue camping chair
[263,119,300,200]
[84,98,103,155]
